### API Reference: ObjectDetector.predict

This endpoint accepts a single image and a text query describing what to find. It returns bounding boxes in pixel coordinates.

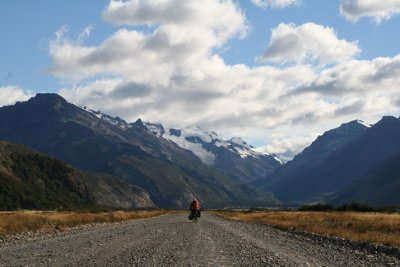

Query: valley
[1,93,400,210]
[0,213,398,266]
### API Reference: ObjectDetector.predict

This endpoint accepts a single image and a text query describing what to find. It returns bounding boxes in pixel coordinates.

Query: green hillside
[0,141,154,210]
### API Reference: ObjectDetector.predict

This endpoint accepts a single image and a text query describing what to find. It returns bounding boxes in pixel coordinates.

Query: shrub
[299,204,334,211]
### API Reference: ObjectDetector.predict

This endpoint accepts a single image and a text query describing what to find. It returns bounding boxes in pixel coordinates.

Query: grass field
[0,210,174,236]
[215,210,400,248]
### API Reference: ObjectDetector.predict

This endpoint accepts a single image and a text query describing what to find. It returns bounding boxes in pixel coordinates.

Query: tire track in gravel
[0,212,399,266]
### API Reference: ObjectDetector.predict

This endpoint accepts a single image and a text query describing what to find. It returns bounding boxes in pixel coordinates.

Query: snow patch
[181,126,216,143]
[140,119,280,164]
[356,119,372,128]
[273,155,284,164]
[143,121,164,137]
[229,137,252,149]
[230,142,263,159]
[215,140,230,148]
[164,131,216,165]
[83,108,129,128]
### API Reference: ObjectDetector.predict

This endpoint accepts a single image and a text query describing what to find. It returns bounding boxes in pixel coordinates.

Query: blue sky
[1,0,400,159]
[0,0,111,91]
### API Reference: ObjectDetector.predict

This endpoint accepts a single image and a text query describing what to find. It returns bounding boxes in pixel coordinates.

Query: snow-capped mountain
[144,123,281,163]
[72,109,400,206]
[0,94,279,208]
[71,107,282,184]
[162,126,218,165]
[141,123,282,183]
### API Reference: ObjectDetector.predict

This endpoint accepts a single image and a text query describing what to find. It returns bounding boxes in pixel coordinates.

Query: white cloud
[103,0,248,45]
[340,0,400,23]
[251,0,302,9]
[0,86,33,107]
[54,24,69,42]
[258,23,360,65]
[287,54,400,134]
[297,55,400,97]
[78,25,94,43]
[48,0,247,84]
[257,133,318,162]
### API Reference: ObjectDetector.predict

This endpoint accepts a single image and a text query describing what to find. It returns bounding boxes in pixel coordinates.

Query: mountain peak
[324,119,371,138]
[28,93,67,105]
[378,115,398,124]
[22,93,71,114]
[292,119,371,164]
[135,118,144,126]
[343,119,371,128]
[339,119,371,130]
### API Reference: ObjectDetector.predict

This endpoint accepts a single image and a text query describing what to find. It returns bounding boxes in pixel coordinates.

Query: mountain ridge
[3,93,398,208]
[0,93,279,208]
[262,116,400,205]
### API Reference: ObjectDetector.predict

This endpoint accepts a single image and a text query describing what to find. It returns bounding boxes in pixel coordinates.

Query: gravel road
[0,212,399,266]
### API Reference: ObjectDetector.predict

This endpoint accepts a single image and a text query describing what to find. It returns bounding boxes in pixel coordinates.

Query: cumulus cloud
[296,55,400,96]
[0,86,33,107]
[258,23,360,65]
[251,0,302,9]
[102,0,248,45]
[58,63,318,129]
[48,0,247,84]
[340,0,400,23]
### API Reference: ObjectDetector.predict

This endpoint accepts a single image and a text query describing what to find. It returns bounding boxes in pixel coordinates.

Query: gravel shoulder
[1,212,399,266]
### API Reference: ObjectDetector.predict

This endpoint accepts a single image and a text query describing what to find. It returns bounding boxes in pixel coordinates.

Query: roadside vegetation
[298,202,399,212]
[215,208,400,248]
[0,209,175,237]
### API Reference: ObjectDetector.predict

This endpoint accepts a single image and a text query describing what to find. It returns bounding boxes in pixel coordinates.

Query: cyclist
[190,198,200,219]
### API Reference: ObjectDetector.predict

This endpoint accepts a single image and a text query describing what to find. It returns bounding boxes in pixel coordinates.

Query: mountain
[141,123,282,184]
[290,120,371,166]
[329,132,400,207]
[0,140,154,210]
[258,120,372,203]
[0,94,278,208]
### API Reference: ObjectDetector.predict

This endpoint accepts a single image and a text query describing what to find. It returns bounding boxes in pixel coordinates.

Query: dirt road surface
[1,213,399,266]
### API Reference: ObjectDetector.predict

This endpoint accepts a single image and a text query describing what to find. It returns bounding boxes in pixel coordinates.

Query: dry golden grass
[215,211,400,248]
[0,210,175,236]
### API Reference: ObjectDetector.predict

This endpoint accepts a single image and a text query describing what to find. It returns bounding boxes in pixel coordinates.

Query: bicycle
[189,210,200,223]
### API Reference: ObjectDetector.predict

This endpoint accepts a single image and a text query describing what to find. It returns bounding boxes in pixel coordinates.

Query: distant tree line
[299,202,399,212]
